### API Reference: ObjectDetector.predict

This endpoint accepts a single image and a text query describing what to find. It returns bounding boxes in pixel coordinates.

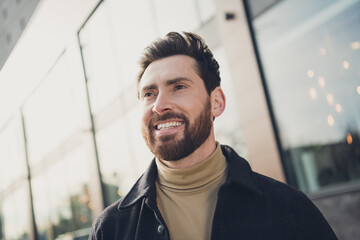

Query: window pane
[79,0,157,115]
[251,0,360,192]
[31,143,93,239]
[95,116,141,206]
[0,184,31,240]
[22,54,88,165]
[0,116,26,191]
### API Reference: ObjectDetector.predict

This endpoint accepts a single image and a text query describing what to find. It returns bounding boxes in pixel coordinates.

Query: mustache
[149,112,188,127]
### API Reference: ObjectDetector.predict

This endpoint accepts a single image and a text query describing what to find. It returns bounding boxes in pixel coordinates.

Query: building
[0,0,359,239]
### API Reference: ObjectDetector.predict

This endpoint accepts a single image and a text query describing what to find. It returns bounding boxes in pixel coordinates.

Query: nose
[152,92,174,115]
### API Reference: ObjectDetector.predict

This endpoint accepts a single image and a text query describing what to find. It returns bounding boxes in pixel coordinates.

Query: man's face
[139,55,213,161]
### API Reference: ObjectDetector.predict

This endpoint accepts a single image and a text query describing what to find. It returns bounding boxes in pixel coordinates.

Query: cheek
[182,98,204,113]
[140,105,153,127]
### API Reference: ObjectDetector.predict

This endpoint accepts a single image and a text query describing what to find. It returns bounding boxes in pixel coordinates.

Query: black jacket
[89,145,337,240]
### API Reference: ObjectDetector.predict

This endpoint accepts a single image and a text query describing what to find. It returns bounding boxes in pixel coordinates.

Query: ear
[210,86,226,118]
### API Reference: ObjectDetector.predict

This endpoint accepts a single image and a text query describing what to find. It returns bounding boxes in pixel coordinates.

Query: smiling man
[89,32,337,240]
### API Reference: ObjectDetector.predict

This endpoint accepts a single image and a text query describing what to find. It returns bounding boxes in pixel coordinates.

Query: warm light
[327,115,334,126]
[307,69,315,78]
[88,202,94,209]
[327,93,334,105]
[350,41,360,50]
[319,47,327,55]
[117,189,122,196]
[347,133,353,144]
[357,86,360,94]
[343,61,350,69]
[318,76,326,88]
[79,195,89,204]
[335,104,342,113]
[80,216,88,223]
[309,87,317,100]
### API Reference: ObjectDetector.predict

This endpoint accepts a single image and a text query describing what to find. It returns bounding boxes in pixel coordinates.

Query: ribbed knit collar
[155,143,227,192]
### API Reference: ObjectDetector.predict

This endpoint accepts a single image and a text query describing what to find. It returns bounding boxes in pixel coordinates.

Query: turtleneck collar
[155,143,227,192]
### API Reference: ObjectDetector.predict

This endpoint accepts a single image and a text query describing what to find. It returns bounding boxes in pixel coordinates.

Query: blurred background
[0,0,359,239]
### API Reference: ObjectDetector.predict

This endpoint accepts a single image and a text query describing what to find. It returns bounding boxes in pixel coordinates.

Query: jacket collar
[118,159,158,210]
[220,145,261,195]
[118,145,261,210]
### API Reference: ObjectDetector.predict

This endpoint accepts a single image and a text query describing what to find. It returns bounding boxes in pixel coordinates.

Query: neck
[159,131,217,169]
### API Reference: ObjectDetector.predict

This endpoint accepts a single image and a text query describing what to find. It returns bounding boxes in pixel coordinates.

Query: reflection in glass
[307,69,314,78]
[319,47,327,56]
[31,144,93,239]
[79,0,156,115]
[350,41,360,50]
[309,87,317,100]
[0,116,26,192]
[95,117,139,205]
[22,54,88,166]
[318,76,326,88]
[335,104,342,113]
[1,185,30,240]
[251,0,360,192]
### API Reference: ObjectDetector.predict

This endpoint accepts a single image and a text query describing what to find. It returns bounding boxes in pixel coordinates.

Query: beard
[141,98,212,161]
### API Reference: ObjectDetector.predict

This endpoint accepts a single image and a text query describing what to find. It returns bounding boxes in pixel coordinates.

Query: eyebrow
[141,84,157,93]
[166,77,193,85]
[140,77,193,94]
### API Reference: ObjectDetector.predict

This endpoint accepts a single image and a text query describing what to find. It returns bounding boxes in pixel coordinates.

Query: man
[90,32,337,239]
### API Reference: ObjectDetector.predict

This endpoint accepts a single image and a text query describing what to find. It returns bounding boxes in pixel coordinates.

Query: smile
[156,121,183,130]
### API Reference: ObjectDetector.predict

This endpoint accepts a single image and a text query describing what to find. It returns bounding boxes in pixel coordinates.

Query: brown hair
[137,32,221,97]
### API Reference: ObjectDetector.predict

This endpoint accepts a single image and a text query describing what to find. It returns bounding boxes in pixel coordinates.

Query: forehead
[139,55,202,88]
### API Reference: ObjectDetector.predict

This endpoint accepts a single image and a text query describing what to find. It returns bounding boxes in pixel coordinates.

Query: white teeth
[157,121,182,130]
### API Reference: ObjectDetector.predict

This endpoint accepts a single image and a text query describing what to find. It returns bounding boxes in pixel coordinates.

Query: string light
[346,133,353,144]
[350,41,360,50]
[318,76,326,88]
[335,104,342,113]
[309,87,317,100]
[327,115,334,126]
[327,93,334,105]
[307,69,314,78]
[319,47,327,55]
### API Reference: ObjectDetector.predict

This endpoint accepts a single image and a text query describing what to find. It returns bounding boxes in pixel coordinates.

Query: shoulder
[251,172,337,238]
[221,144,337,238]
[89,197,143,240]
[89,199,123,240]
[253,172,315,209]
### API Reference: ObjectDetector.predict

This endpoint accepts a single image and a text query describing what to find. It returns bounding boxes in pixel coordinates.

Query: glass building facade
[247,0,360,194]
[0,0,359,239]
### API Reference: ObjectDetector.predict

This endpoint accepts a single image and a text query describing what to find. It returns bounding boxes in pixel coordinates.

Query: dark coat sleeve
[289,190,337,239]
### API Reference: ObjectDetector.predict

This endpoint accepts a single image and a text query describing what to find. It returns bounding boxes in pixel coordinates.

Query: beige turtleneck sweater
[155,143,227,240]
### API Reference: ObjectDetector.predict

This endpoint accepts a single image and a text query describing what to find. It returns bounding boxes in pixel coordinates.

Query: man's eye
[143,92,154,98]
[174,85,186,91]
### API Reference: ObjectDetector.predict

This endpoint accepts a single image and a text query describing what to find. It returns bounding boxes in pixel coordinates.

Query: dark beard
[141,99,212,161]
